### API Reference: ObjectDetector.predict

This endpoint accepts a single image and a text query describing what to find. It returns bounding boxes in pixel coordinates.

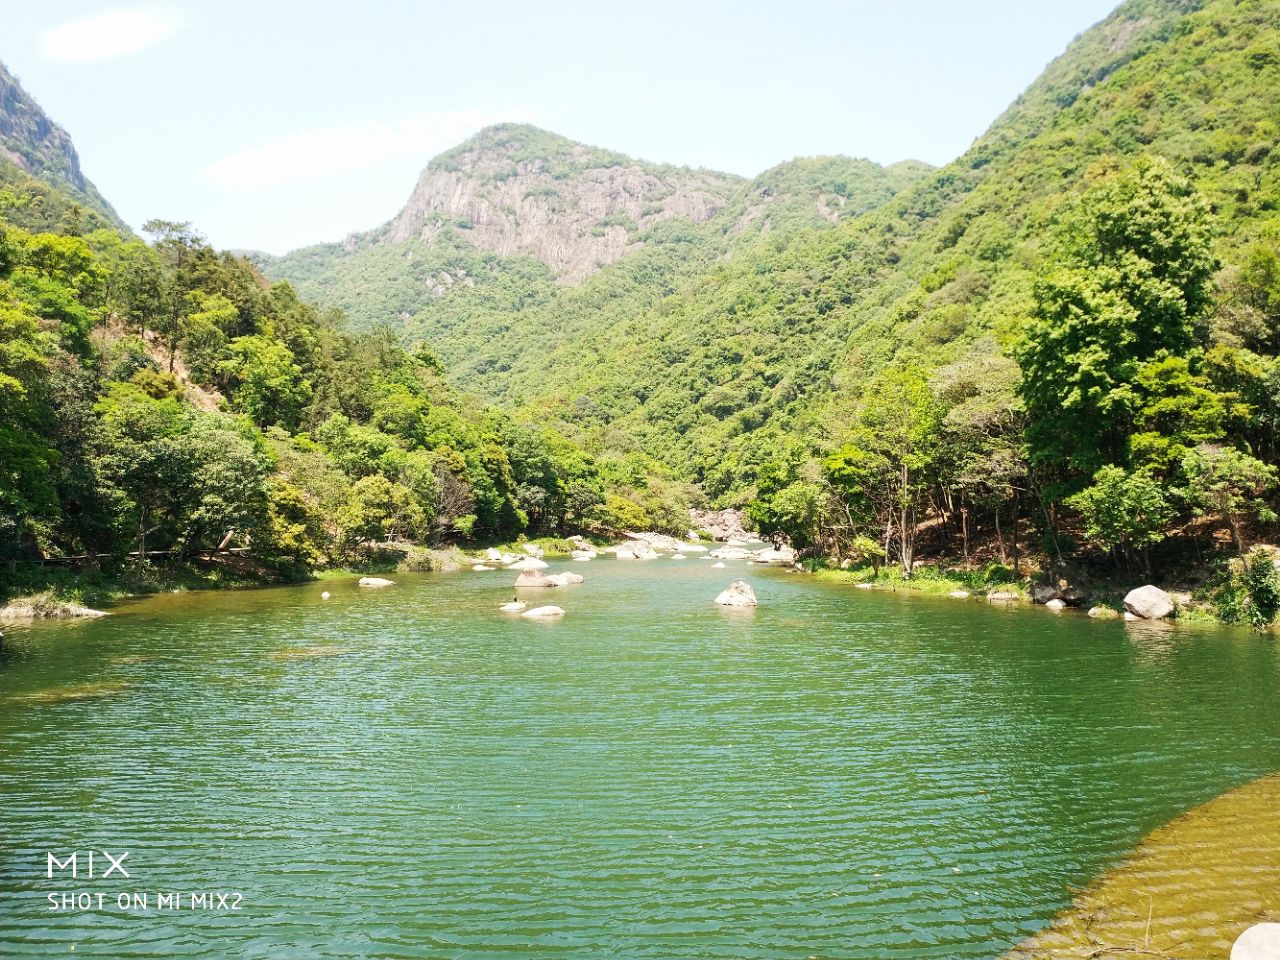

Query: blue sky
[3,1,1119,254]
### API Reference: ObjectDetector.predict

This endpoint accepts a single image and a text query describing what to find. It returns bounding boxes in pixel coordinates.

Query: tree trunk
[994,505,1007,564]
[960,500,970,563]
[1229,515,1245,555]
[1011,495,1020,576]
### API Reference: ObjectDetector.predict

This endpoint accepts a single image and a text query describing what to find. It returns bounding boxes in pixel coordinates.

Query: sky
[1,1,1121,254]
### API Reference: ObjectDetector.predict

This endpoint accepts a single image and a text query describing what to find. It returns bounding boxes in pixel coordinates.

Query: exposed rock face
[381,124,741,284]
[689,508,751,543]
[615,541,659,560]
[714,580,758,607]
[1124,585,1175,620]
[0,60,122,226]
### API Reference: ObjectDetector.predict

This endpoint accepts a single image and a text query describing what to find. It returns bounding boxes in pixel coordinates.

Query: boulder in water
[508,557,550,571]
[521,605,565,619]
[514,570,554,588]
[1045,598,1067,611]
[753,545,797,565]
[500,601,526,612]
[711,561,726,569]
[714,580,757,607]
[671,553,686,560]
[948,590,970,598]
[545,572,585,586]
[472,564,495,571]
[987,590,1019,603]
[1124,585,1174,620]
[485,547,502,561]
[1032,583,1062,604]
[358,577,394,588]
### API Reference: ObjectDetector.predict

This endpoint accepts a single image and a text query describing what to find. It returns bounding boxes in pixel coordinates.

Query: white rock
[754,545,798,565]
[522,543,544,558]
[708,547,753,561]
[545,572,585,586]
[472,564,495,571]
[1232,923,1280,960]
[1045,598,1067,611]
[681,543,709,553]
[521,605,565,619]
[1124,585,1174,620]
[855,583,875,590]
[508,557,550,571]
[714,580,758,607]
[358,577,394,588]
[1124,611,1140,621]
[948,590,970,598]
[671,553,687,560]
[987,590,1019,602]
[485,547,502,560]
[500,601,527,612]
[321,591,330,600]
[711,561,726,569]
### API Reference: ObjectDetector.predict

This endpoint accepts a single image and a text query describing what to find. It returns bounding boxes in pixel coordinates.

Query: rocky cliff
[0,59,122,227]
[376,124,744,284]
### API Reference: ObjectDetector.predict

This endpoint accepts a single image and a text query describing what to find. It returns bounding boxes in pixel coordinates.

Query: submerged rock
[357,577,394,588]
[987,590,1019,603]
[715,580,757,607]
[499,601,526,612]
[521,605,565,619]
[711,561,726,569]
[1088,605,1120,619]
[1124,585,1175,620]
[671,553,687,560]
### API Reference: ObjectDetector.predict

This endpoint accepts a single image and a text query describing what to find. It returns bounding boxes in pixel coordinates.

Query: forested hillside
[264,0,1280,620]
[0,70,708,597]
[0,60,123,233]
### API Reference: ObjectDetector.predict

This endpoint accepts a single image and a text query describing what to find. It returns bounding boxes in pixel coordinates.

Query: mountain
[268,0,1280,506]
[0,60,124,232]
[259,125,932,330]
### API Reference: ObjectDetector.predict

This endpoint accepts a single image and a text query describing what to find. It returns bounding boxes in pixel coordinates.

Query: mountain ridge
[0,59,124,231]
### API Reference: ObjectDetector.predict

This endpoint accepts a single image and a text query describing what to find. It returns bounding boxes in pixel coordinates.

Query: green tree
[219,335,312,430]
[1179,444,1277,555]
[1015,157,1216,476]
[1066,465,1173,573]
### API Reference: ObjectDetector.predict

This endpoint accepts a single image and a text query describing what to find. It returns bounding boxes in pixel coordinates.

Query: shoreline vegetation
[1004,772,1280,960]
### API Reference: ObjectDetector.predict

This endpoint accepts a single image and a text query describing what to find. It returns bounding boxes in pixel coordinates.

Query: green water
[1,558,1278,959]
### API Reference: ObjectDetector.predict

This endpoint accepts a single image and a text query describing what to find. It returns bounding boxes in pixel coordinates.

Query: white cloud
[200,110,536,193]
[40,7,184,63]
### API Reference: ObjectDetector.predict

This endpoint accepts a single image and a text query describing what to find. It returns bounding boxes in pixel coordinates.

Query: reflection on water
[1,559,1277,959]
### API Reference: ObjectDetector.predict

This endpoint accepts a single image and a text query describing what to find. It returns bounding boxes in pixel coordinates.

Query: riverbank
[1004,772,1280,959]
[808,553,1280,630]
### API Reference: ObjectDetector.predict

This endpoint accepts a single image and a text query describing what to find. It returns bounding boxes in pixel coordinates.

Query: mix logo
[46,851,129,879]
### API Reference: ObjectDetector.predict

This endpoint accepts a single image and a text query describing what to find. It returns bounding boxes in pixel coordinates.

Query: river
[1,556,1277,958]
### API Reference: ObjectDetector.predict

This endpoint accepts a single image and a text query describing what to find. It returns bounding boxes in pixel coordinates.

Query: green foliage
[1066,465,1173,567]
[1216,548,1280,628]
[1179,443,1278,552]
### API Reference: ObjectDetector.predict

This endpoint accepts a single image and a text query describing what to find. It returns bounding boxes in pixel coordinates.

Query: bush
[1216,549,1280,628]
